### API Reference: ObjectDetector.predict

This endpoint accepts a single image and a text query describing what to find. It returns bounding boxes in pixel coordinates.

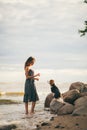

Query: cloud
[0,67,87,82]
[0,0,87,71]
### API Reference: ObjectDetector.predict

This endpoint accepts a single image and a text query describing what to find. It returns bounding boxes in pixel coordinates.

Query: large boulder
[72,96,87,116]
[69,82,86,93]
[50,98,64,114]
[62,89,80,104]
[57,102,74,115]
[83,84,87,92]
[80,92,87,97]
[72,106,87,116]
[74,96,87,109]
[44,93,54,108]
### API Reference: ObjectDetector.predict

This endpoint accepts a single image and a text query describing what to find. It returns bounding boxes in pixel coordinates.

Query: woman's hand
[35,78,39,81]
[35,73,40,77]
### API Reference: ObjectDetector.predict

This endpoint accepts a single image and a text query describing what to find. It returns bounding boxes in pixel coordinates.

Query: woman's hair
[24,56,35,68]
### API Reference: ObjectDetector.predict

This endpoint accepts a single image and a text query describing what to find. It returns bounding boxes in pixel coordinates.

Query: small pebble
[55,125,65,129]
[36,125,40,127]
[55,125,60,128]
[50,117,54,121]
[75,123,79,126]
[41,122,50,126]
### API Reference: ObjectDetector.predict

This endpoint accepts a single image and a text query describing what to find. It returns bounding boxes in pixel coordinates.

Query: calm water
[0,81,70,102]
[0,82,70,129]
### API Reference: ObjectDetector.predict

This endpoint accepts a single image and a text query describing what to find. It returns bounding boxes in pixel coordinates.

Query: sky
[0,0,87,83]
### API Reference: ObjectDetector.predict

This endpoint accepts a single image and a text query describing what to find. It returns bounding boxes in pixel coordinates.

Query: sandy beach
[0,97,87,130]
[37,114,87,130]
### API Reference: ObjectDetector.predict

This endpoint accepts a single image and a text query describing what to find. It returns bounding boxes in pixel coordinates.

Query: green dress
[23,69,39,102]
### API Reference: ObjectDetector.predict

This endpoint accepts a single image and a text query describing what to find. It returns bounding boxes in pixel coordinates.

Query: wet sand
[36,114,87,130]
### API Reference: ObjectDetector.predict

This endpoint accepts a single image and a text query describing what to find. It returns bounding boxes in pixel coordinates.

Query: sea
[0,81,70,130]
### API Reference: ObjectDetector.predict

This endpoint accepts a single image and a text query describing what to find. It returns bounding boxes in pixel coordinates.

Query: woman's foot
[30,111,35,115]
[22,113,30,119]
[25,112,28,115]
[25,111,29,115]
[23,113,33,118]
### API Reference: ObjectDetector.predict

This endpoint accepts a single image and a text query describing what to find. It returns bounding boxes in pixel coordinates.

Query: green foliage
[79,0,87,36]
[79,21,87,36]
[84,0,87,3]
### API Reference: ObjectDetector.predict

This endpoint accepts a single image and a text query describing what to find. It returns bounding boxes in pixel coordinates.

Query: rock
[74,96,87,109]
[50,99,64,114]
[55,125,60,128]
[72,96,87,116]
[79,92,87,97]
[69,82,85,93]
[36,125,40,128]
[83,84,87,92]
[41,122,50,126]
[50,117,54,121]
[62,89,80,104]
[36,125,41,130]
[72,106,87,116]
[75,123,79,126]
[44,93,54,108]
[0,124,17,130]
[55,125,65,129]
[57,103,74,115]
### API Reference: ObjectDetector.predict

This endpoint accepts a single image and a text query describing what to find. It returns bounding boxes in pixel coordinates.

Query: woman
[23,56,40,115]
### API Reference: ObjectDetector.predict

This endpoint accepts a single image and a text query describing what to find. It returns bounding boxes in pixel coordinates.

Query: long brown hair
[24,56,35,69]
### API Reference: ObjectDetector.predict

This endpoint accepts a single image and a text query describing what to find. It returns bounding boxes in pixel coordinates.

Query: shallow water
[0,82,70,129]
[0,103,55,130]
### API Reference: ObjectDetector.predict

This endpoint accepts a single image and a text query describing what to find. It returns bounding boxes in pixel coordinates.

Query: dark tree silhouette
[84,0,87,3]
[79,0,87,36]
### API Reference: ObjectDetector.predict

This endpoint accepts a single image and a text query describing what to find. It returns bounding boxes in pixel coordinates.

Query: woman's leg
[30,102,36,114]
[25,102,28,114]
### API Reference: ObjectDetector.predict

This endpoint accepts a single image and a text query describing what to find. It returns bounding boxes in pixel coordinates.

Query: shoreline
[36,114,87,130]
[0,111,87,130]
[0,103,55,130]
[0,81,87,130]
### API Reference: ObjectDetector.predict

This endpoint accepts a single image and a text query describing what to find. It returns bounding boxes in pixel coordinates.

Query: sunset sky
[0,0,87,82]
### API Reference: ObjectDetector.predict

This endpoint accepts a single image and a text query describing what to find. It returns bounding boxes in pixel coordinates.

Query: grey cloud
[0,0,87,70]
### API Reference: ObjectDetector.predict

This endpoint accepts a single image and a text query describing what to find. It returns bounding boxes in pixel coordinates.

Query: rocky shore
[42,81,87,130]
[45,82,87,116]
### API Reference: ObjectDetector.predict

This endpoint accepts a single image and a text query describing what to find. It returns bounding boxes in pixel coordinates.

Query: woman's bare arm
[25,67,40,79]
[26,73,40,79]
